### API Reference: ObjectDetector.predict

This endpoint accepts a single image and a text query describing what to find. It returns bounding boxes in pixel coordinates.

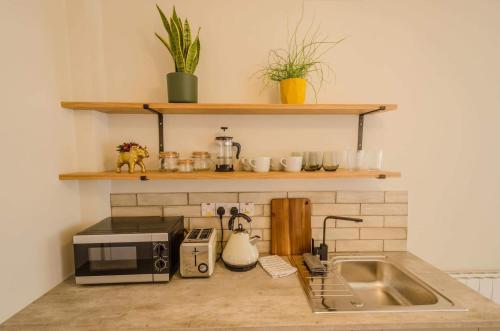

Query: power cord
[216,206,240,262]
[216,206,225,261]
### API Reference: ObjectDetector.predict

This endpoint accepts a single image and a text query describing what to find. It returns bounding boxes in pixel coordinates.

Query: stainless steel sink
[292,255,467,313]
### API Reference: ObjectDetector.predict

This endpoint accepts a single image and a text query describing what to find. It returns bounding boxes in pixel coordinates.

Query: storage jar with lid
[159,151,179,172]
[192,151,212,171]
[178,159,194,173]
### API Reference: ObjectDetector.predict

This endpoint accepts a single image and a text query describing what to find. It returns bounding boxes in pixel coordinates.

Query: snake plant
[155,5,200,74]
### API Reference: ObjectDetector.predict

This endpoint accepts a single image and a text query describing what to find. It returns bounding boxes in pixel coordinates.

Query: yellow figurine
[116,142,149,174]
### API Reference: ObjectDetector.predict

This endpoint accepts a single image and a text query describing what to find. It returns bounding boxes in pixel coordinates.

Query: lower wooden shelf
[58,169,401,180]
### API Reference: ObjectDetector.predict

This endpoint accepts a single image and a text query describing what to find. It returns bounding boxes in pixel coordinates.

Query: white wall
[0,0,81,323]
[69,0,500,271]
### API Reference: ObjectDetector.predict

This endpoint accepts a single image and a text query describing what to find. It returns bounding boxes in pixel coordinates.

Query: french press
[215,127,241,172]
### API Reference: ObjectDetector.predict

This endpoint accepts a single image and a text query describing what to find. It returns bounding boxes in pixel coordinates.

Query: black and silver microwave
[73,216,184,284]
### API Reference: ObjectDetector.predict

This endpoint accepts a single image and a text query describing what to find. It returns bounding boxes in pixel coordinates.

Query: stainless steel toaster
[180,228,217,277]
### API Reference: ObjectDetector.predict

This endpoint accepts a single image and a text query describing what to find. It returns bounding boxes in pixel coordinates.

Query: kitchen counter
[2,252,500,331]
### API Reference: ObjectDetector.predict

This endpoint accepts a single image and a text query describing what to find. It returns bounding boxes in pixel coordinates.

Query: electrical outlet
[215,203,239,216]
[201,203,216,217]
[239,202,254,216]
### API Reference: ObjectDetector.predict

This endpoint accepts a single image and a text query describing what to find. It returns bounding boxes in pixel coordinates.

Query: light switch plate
[239,202,254,216]
[201,203,216,217]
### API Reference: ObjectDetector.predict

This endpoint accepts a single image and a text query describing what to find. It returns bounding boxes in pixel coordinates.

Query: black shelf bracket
[357,106,386,151]
[143,104,165,170]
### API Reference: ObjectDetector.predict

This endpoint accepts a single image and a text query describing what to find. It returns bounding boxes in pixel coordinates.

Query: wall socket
[215,203,240,216]
[201,202,255,217]
[239,202,255,216]
[201,203,216,217]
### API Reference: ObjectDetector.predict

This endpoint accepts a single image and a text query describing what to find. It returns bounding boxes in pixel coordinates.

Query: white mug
[270,157,283,171]
[240,157,253,171]
[250,157,271,173]
[280,156,303,172]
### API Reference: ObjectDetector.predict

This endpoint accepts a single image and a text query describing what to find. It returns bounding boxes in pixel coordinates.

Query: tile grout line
[109,191,408,253]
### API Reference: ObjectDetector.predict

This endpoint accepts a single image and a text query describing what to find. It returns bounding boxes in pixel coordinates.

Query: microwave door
[74,241,153,281]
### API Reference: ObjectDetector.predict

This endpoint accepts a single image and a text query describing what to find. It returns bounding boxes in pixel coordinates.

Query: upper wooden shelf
[60,102,397,115]
[59,169,401,181]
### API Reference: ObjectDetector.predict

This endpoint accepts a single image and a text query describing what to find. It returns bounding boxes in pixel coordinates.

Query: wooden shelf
[60,101,400,181]
[59,170,401,181]
[61,102,397,115]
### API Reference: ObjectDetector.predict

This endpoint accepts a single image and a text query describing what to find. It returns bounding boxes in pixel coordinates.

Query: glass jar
[177,159,194,173]
[192,151,212,171]
[159,151,179,172]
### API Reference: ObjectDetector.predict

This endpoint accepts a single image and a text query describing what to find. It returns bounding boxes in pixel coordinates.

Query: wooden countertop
[2,252,500,331]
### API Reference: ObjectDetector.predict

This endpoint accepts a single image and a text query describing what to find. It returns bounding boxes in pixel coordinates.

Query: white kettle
[222,213,260,271]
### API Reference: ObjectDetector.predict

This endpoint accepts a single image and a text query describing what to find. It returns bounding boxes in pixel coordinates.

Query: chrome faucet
[312,216,363,261]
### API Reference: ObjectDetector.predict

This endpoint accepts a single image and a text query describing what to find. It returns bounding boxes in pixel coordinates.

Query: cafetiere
[215,127,241,172]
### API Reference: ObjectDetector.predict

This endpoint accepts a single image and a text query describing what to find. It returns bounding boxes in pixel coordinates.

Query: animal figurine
[115,142,150,174]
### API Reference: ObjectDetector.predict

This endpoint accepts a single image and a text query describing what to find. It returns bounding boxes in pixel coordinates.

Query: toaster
[180,228,217,277]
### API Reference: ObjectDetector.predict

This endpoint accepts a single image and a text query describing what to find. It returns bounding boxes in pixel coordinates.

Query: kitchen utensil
[222,213,260,271]
[192,151,212,171]
[177,159,194,172]
[270,157,283,171]
[356,150,366,170]
[180,228,217,277]
[249,156,271,173]
[322,151,340,171]
[215,127,241,172]
[159,151,179,172]
[240,157,253,171]
[280,156,302,172]
[366,150,383,170]
[303,152,323,171]
[291,152,305,169]
[340,150,357,170]
[270,198,311,255]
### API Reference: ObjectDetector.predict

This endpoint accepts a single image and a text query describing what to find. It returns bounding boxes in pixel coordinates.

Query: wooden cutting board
[271,198,311,255]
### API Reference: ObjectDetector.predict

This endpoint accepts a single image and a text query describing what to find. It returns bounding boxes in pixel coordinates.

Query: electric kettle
[214,126,241,172]
[222,213,260,271]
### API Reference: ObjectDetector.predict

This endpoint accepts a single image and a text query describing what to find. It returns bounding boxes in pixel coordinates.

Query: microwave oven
[73,216,184,284]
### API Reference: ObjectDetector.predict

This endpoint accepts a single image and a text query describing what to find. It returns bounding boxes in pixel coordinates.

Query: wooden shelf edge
[59,170,401,181]
[60,101,397,115]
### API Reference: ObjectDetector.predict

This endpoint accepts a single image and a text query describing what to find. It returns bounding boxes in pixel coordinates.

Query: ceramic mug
[240,157,253,171]
[291,152,305,169]
[270,157,283,171]
[280,156,303,172]
[249,157,271,173]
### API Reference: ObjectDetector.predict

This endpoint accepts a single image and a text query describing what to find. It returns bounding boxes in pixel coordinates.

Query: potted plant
[155,5,200,103]
[260,20,344,104]
[115,142,149,173]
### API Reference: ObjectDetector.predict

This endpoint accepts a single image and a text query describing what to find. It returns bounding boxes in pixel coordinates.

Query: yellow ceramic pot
[280,78,306,104]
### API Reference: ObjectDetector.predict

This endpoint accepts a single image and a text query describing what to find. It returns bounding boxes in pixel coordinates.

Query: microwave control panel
[153,241,169,273]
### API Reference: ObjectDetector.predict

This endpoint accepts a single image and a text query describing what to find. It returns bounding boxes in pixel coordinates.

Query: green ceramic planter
[166,72,198,103]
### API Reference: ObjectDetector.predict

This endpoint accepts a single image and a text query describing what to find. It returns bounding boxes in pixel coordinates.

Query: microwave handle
[73,233,156,244]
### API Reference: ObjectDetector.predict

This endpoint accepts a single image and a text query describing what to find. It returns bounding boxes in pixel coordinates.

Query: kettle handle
[228,212,252,230]
[232,142,241,159]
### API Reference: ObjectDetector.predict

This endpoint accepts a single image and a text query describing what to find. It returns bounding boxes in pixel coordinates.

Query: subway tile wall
[110,191,408,254]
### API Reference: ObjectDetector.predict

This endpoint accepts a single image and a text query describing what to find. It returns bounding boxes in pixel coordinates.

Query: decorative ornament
[116,142,149,174]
